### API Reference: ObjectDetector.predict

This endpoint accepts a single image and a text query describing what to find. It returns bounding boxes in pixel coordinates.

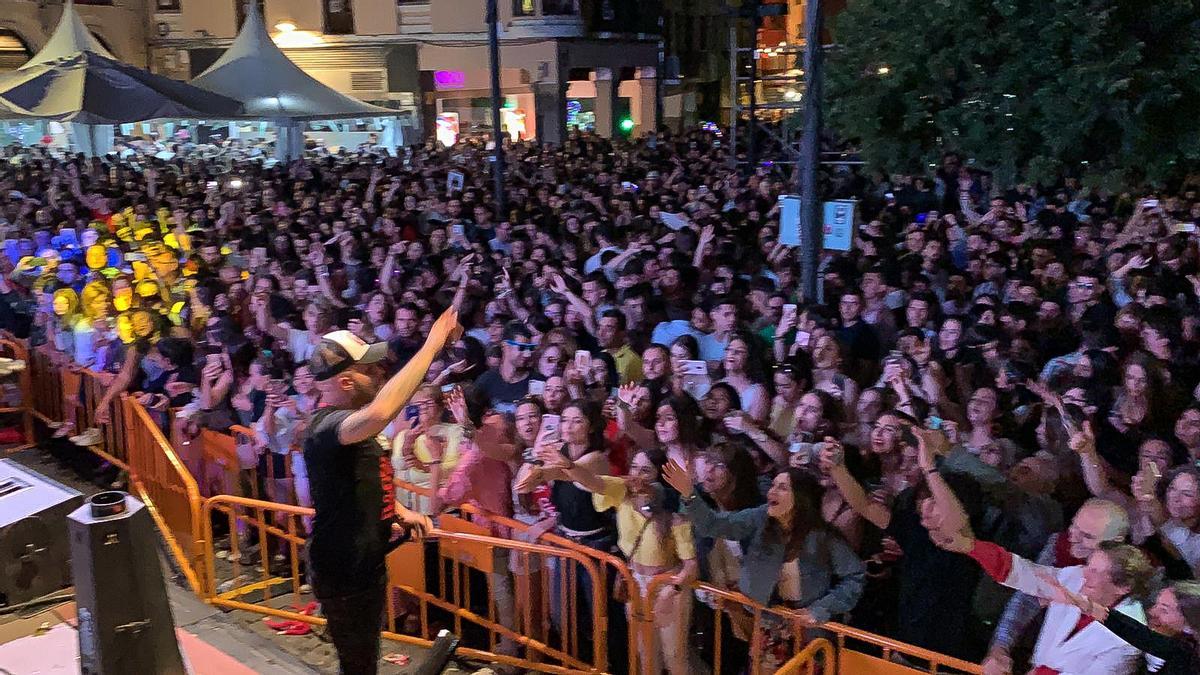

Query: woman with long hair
[768,362,811,440]
[691,442,764,674]
[653,395,706,473]
[664,462,865,671]
[810,333,860,416]
[516,399,614,663]
[1110,354,1174,438]
[537,446,697,675]
[718,332,771,424]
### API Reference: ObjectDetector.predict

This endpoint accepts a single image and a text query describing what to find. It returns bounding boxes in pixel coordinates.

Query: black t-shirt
[474,369,531,415]
[886,489,982,661]
[304,407,395,596]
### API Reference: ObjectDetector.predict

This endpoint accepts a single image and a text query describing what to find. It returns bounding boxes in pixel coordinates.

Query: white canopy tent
[0,1,241,155]
[191,3,401,160]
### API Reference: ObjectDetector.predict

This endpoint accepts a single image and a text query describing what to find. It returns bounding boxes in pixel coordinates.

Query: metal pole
[747,5,760,174]
[727,19,739,170]
[797,0,823,302]
[655,13,665,134]
[486,0,507,217]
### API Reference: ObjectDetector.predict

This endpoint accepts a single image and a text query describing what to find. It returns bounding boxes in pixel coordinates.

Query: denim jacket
[685,498,866,622]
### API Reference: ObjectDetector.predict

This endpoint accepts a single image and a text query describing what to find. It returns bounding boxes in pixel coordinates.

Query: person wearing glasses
[474,321,535,415]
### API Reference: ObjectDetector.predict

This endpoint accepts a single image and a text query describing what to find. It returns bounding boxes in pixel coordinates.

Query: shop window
[323,0,355,35]
[235,0,265,28]
[543,0,579,15]
[514,0,536,17]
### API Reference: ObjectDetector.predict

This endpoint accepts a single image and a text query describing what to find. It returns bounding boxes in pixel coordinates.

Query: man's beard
[351,377,379,406]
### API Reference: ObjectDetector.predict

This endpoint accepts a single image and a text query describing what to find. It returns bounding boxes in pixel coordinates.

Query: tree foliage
[825,0,1200,186]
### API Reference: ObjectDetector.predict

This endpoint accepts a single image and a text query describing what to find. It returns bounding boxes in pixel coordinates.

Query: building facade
[145,0,663,144]
[0,0,151,71]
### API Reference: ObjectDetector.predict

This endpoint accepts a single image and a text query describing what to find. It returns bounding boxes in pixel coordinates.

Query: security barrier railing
[121,394,205,593]
[774,638,835,675]
[820,622,983,674]
[24,353,205,594]
[202,494,609,674]
[19,346,985,674]
[0,337,37,450]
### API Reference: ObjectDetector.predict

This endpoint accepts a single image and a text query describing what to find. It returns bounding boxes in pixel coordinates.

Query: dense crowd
[6,130,1200,675]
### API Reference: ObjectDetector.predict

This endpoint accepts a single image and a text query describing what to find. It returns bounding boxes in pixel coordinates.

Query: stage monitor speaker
[69,491,185,675]
[0,458,83,607]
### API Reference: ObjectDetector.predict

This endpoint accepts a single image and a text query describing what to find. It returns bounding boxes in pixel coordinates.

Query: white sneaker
[69,428,103,446]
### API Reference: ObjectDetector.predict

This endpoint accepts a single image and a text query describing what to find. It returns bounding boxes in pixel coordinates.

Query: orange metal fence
[822,622,983,675]
[775,638,836,675]
[0,337,36,450]
[121,395,205,593]
[202,494,609,674]
[23,351,204,594]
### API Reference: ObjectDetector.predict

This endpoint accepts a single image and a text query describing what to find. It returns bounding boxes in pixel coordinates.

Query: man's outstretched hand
[394,503,434,542]
[429,306,462,347]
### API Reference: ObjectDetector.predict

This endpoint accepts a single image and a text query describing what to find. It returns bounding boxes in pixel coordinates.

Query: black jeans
[315,574,387,675]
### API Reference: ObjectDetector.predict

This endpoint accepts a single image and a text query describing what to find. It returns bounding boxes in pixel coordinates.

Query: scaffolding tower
[727,0,805,172]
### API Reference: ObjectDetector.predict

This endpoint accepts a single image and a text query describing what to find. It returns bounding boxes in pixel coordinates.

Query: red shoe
[292,601,318,616]
[279,621,312,636]
[264,617,294,631]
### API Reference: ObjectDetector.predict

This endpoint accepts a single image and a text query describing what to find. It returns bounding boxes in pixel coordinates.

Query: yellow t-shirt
[607,344,645,386]
[388,423,464,474]
[593,476,695,567]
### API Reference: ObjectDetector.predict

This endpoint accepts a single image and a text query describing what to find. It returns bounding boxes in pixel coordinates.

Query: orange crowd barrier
[821,622,983,674]
[775,638,836,675]
[0,337,36,450]
[202,494,609,675]
[120,395,205,593]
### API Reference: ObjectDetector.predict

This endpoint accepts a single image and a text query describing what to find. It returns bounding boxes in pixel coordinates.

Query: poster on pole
[822,200,856,251]
[779,195,802,246]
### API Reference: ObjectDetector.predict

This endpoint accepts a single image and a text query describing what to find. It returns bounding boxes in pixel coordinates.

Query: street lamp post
[486,0,507,217]
[796,0,823,302]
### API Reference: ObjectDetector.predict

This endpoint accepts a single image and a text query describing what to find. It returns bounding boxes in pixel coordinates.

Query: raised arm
[94,347,142,424]
[549,274,596,334]
[536,444,607,495]
[662,460,764,542]
[820,441,892,530]
[336,308,460,445]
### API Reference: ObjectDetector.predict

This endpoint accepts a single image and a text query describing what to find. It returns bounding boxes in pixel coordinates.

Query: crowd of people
[6,128,1200,675]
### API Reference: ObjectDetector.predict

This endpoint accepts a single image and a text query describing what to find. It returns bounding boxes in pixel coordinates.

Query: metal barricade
[775,638,836,675]
[201,495,608,675]
[80,370,131,471]
[0,340,49,449]
[121,395,205,593]
[393,476,644,675]
[642,576,982,675]
[821,622,983,675]
[26,345,65,426]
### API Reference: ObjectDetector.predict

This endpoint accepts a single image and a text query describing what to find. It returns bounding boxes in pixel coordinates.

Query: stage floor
[0,600,255,674]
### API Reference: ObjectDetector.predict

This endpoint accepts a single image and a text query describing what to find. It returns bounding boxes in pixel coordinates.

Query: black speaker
[69,491,186,675]
[0,458,83,607]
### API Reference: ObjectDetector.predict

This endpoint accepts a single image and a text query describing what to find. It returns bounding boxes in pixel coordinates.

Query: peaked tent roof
[190,2,395,121]
[0,1,242,124]
[23,0,114,69]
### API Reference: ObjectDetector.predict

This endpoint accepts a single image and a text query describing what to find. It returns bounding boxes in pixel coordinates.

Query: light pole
[796,0,823,302]
[486,0,507,218]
